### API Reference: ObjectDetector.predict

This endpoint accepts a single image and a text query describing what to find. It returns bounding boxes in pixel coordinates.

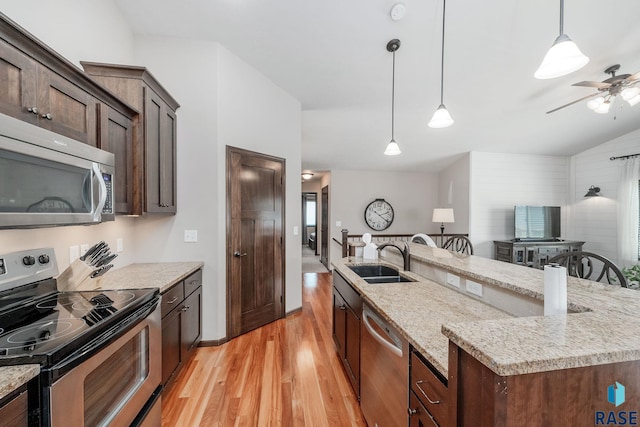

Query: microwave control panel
[103,173,113,214]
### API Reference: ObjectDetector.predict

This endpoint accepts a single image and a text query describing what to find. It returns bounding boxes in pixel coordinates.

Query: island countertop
[332,243,640,377]
[0,365,39,401]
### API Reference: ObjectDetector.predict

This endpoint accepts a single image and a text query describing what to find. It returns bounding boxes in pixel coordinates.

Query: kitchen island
[333,244,640,426]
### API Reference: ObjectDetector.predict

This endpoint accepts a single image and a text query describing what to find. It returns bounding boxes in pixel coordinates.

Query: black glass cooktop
[0,280,157,367]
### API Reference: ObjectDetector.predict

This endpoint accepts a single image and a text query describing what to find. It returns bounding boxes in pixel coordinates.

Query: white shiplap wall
[569,129,640,265]
[469,152,569,258]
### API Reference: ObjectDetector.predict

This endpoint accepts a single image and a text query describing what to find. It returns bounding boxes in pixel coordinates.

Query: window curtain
[617,157,640,267]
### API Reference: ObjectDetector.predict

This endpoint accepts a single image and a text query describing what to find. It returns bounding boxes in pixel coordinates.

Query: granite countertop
[75,262,204,293]
[332,244,640,377]
[0,365,39,401]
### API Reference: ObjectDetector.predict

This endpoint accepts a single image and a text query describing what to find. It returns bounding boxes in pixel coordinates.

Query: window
[306,200,316,226]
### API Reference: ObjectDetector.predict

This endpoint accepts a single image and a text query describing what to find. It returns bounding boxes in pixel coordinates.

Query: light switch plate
[335,221,342,227]
[80,244,89,255]
[116,238,124,253]
[293,226,299,235]
[184,230,198,243]
[69,245,80,263]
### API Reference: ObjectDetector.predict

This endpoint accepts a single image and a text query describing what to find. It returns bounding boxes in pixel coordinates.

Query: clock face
[364,199,394,231]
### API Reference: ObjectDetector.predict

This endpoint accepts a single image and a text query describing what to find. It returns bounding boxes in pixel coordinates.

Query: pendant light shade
[384,39,402,156]
[428,104,454,128]
[534,34,589,79]
[429,0,453,129]
[534,0,588,79]
[384,139,401,156]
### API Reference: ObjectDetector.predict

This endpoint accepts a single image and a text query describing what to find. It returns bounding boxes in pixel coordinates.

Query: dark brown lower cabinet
[0,388,28,427]
[332,271,361,399]
[160,270,202,389]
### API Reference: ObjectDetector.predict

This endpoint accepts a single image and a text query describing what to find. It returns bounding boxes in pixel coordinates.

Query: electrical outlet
[116,238,124,253]
[446,273,460,288]
[467,280,483,297]
[80,244,89,255]
[335,221,342,227]
[184,230,198,243]
[69,245,80,262]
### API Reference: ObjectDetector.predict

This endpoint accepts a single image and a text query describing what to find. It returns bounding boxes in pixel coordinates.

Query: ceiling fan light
[621,87,640,101]
[626,94,640,107]
[428,104,454,128]
[594,97,614,114]
[384,139,401,156]
[534,34,589,79]
[587,96,604,111]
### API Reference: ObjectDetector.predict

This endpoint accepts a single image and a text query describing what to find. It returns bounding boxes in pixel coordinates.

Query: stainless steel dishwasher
[360,302,409,427]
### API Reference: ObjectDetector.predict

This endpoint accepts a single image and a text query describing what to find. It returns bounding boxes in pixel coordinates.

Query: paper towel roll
[544,264,567,315]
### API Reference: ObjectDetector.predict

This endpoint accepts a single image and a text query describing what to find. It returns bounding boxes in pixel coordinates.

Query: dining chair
[547,251,628,287]
[442,235,473,255]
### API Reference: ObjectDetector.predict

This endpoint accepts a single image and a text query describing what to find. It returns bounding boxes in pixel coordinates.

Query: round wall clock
[364,198,394,231]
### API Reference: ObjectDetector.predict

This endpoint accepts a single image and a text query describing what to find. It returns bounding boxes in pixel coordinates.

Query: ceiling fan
[547,64,640,114]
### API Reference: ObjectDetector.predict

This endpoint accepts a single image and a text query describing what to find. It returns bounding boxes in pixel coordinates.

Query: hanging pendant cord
[439,0,446,105]
[559,0,564,36]
[391,49,396,140]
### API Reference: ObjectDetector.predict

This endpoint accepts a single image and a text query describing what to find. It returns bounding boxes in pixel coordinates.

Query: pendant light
[534,0,589,79]
[384,39,402,156]
[428,0,454,129]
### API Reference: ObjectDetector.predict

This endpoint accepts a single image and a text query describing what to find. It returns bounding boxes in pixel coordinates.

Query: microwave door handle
[92,163,107,221]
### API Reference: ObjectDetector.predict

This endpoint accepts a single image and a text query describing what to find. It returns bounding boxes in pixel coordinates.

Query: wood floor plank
[161,272,366,426]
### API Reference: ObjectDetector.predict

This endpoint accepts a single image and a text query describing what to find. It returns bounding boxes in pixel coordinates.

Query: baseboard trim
[198,338,228,347]
[286,307,302,317]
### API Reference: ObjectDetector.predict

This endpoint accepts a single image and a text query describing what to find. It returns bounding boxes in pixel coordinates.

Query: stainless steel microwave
[0,113,115,228]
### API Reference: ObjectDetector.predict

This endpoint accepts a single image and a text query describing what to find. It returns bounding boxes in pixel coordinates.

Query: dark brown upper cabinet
[81,62,180,215]
[0,13,138,213]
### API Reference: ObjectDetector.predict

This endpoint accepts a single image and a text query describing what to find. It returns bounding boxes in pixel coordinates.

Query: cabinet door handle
[166,296,179,304]
[180,305,190,312]
[233,251,247,258]
[28,107,38,114]
[42,113,53,120]
[415,380,441,404]
[339,304,346,311]
[190,280,198,285]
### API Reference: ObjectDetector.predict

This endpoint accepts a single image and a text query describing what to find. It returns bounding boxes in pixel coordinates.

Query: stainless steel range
[0,248,161,426]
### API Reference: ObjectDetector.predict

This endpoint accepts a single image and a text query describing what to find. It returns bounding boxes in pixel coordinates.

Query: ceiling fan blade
[546,92,602,114]
[627,71,640,82]
[572,81,611,89]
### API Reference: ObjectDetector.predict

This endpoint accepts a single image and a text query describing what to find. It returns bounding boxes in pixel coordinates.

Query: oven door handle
[48,300,158,377]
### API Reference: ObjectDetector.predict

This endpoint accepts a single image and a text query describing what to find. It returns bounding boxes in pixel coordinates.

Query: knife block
[57,259,93,291]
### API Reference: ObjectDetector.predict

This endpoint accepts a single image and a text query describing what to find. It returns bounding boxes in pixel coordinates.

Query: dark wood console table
[494,240,585,269]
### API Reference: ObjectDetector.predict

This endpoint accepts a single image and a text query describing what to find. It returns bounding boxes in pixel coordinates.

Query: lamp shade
[534,34,589,79]
[384,139,401,156]
[432,208,455,223]
[428,104,454,128]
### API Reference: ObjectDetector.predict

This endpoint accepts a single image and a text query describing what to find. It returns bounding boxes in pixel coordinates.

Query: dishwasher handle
[362,307,403,358]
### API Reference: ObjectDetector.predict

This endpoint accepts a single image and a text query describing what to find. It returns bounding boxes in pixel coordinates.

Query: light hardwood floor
[161,272,366,426]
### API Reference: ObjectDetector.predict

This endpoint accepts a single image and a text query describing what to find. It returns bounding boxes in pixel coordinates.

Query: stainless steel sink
[348,265,415,284]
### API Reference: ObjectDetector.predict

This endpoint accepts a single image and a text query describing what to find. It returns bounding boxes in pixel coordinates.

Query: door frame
[225,145,286,339]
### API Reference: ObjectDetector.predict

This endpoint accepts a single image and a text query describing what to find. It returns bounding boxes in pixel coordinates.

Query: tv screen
[514,206,561,240]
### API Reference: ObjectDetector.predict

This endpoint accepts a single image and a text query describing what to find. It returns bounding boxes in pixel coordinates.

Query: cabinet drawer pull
[180,305,190,312]
[339,304,346,311]
[407,406,439,426]
[189,280,198,285]
[166,296,179,304]
[42,113,53,120]
[415,380,441,404]
[28,107,38,114]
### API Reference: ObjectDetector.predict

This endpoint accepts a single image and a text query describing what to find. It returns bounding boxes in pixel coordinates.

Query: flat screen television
[514,205,561,241]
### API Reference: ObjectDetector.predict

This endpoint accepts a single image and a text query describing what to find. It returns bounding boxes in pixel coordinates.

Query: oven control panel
[0,248,58,292]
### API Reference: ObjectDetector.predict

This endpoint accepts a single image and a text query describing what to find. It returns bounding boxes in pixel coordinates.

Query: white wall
[569,129,640,265]
[437,154,470,235]
[469,152,569,258]
[329,169,438,267]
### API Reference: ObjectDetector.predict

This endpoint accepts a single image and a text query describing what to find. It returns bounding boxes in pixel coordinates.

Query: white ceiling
[114,0,640,173]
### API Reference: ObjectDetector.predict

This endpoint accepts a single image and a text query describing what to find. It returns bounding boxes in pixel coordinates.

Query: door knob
[233,251,247,257]
[27,107,38,114]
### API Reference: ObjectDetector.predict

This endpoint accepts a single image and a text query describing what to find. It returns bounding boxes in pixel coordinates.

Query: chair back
[442,235,473,255]
[547,251,628,288]
[410,233,437,248]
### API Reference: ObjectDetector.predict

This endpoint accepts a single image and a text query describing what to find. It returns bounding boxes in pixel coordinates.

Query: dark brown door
[227,146,285,338]
[320,185,329,268]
